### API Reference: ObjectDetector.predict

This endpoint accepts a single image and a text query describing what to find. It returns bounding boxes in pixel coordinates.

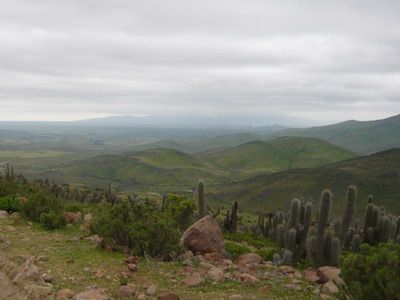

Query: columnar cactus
[340,185,357,242]
[224,201,239,233]
[197,180,207,218]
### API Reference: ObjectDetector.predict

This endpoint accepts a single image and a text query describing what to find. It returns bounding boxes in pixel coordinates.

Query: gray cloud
[0,0,399,124]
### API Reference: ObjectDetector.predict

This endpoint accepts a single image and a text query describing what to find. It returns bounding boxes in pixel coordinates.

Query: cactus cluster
[270,185,400,267]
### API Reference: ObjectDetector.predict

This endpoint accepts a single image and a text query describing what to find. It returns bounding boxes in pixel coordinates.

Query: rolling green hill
[201,137,355,178]
[209,148,400,216]
[267,114,400,154]
[45,137,356,193]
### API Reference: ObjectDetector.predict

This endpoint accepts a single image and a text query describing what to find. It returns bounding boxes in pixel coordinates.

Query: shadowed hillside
[209,148,400,215]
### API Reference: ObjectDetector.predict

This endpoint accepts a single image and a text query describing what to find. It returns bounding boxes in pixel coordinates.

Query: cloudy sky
[0,0,399,124]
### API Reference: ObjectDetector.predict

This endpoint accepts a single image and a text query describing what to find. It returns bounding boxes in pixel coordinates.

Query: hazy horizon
[1,1,400,124]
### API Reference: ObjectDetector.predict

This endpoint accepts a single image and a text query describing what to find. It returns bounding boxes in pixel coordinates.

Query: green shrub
[164,193,195,231]
[341,242,400,300]
[64,202,84,213]
[39,212,66,230]
[0,196,21,213]
[225,241,251,260]
[91,200,181,259]
[21,191,64,227]
[257,246,279,261]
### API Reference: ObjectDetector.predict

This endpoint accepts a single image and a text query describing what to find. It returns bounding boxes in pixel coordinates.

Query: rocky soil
[0,211,342,299]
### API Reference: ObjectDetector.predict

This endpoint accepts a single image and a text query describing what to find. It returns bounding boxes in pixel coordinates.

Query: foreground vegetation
[1,165,400,299]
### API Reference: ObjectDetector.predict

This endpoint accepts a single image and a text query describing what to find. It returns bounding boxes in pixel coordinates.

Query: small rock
[278,265,295,274]
[182,272,202,286]
[74,288,109,300]
[57,289,75,299]
[37,255,49,262]
[13,256,39,283]
[317,266,341,283]
[322,280,339,294]
[126,256,138,264]
[24,284,53,298]
[146,284,157,296]
[157,293,180,300]
[94,268,105,278]
[237,253,263,266]
[84,213,93,223]
[118,284,136,298]
[240,273,258,282]
[42,273,54,283]
[127,263,137,272]
[64,211,82,224]
[207,267,224,282]
[304,268,319,283]
[228,295,244,300]
[137,294,146,300]
[0,210,8,219]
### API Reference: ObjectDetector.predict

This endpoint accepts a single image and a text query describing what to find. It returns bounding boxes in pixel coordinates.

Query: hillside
[209,148,400,215]
[202,137,355,178]
[44,137,355,193]
[267,114,400,154]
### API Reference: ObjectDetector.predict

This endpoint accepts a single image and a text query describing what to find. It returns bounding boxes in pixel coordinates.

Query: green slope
[209,148,400,216]
[49,137,355,194]
[201,137,355,178]
[267,114,400,154]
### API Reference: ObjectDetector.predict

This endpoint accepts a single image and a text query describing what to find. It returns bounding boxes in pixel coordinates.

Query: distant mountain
[47,137,355,193]
[209,148,400,215]
[266,114,400,154]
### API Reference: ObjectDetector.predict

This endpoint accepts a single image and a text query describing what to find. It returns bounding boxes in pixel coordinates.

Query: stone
[322,281,340,294]
[36,255,49,262]
[24,284,53,298]
[125,256,138,264]
[42,273,54,283]
[83,235,103,247]
[180,215,226,257]
[118,284,136,298]
[12,256,39,284]
[207,267,224,282]
[64,211,82,224]
[94,268,105,278]
[0,210,8,219]
[317,266,341,283]
[74,288,109,300]
[83,213,93,223]
[182,272,202,286]
[278,265,295,274]
[127,263,137,272]
[228,294,244,300]
[137,294,146,300]
[240,273,258,282]
[236,253,263,266]
[157,293,180,300]
[228,295,244,300]
[304,268,320,283]
[146,284,157,296]
[57,289,75,299]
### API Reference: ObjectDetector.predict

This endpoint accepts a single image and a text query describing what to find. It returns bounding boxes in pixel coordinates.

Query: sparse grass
[0,218,320,299]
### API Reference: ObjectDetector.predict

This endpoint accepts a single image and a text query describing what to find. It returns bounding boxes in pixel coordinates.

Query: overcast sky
[0,0,399,124]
